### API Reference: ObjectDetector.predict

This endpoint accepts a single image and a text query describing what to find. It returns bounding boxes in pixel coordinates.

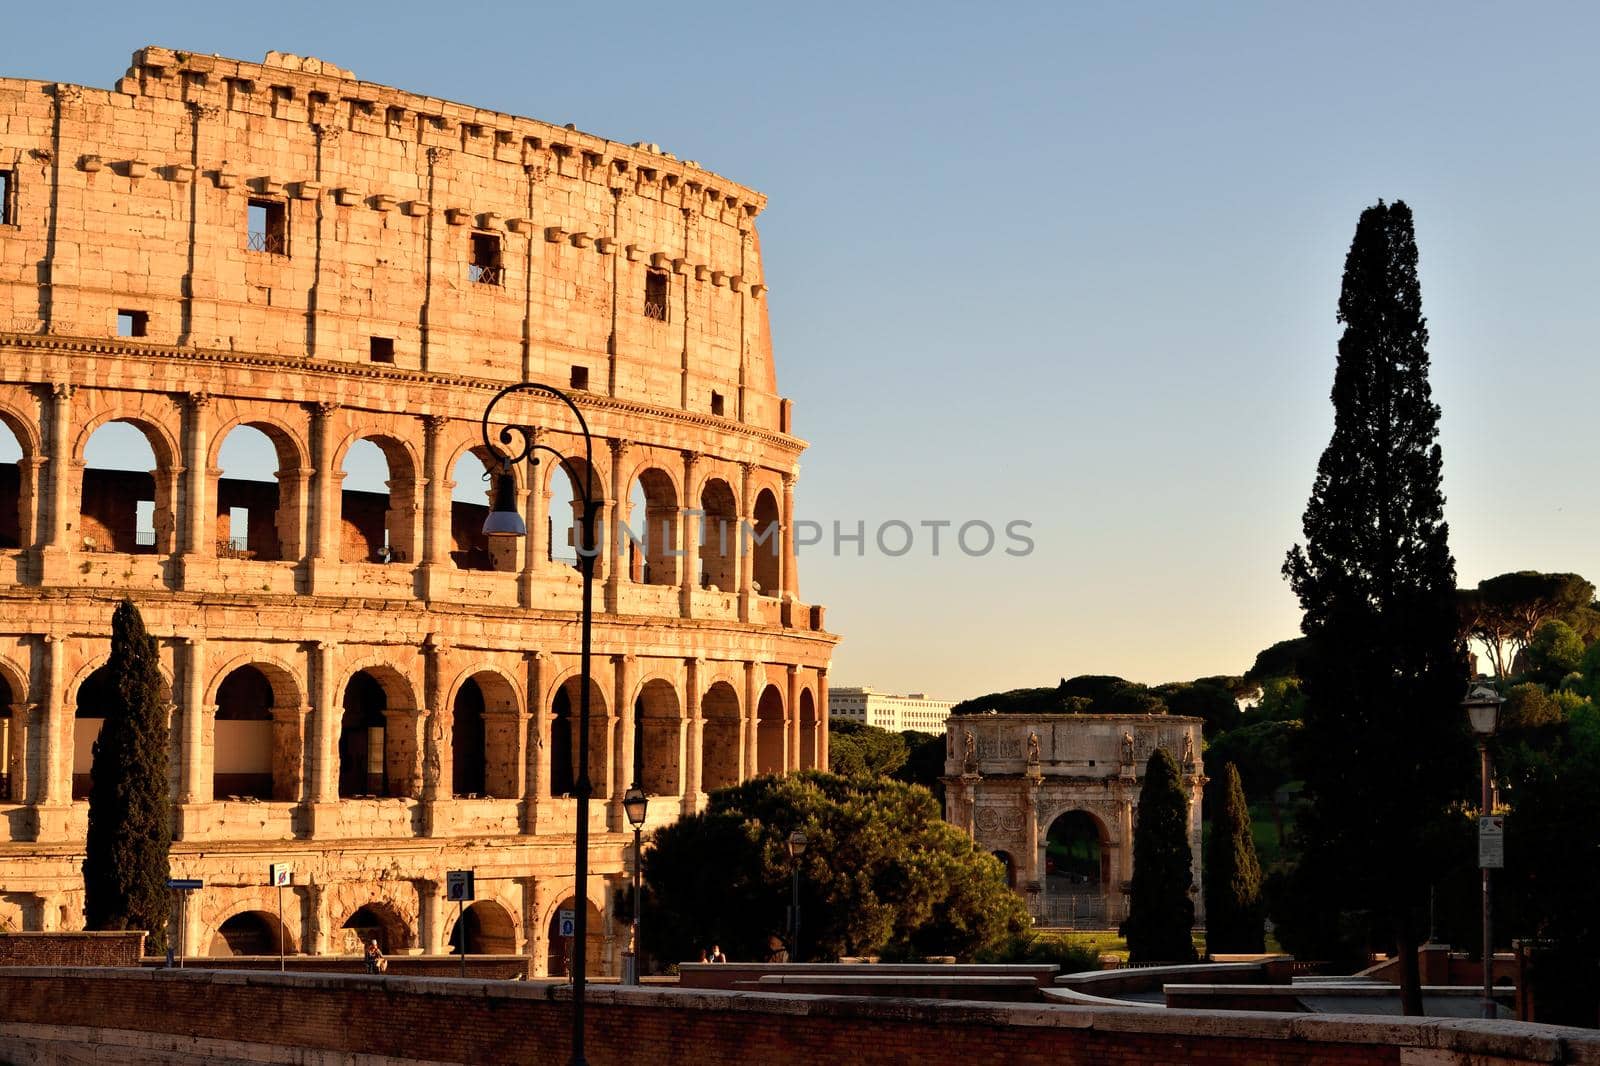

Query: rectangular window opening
[710,391,725,417]
[0,170,12,225]
[469,232,503,285]
[248,199,288,255]
[370,336,395,363]
[226,506,250,554]
[135,500,156,548]
[117,309,149,338]
[570,365,589,391]
[644,270,669,321]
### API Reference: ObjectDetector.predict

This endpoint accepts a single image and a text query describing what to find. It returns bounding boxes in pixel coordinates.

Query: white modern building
[829,686,957,736]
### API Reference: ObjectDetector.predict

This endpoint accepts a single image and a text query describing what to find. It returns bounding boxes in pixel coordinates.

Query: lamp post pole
[622,785,648,986]
[1463,683,1505,1023]
[482,382,599,1066]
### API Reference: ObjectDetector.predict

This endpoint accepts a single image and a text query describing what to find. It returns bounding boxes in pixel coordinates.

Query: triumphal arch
[0,47,835,972]
[944,713,1204,927]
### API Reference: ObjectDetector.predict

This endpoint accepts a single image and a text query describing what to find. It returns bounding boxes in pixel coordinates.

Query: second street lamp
[622,786,648,986]
[1463,683,1505,1021]
[482,381,599,1066]
[786,830,808,962]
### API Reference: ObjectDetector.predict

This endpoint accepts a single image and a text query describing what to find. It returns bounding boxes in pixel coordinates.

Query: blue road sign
[166,878,203,890]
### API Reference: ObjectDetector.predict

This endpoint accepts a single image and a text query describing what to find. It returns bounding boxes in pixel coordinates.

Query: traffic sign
[166,878,203,891]
[269,862,293,887]
[558,908,575,938]
[1479,814,1505,869]
[446,869,476,902]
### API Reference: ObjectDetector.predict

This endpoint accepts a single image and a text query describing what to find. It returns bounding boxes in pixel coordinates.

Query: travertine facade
[944,714,1203,927]
[0,47,834,972]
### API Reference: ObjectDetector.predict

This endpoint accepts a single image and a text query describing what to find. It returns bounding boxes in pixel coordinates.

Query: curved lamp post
[622,785,649,985]
[786,829,808,961]
[481,382,599,1066]
[1463,683,1504,1021]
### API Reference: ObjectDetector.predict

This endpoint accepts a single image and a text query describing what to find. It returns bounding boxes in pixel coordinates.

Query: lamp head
[622,785,649,829]
[482,463,527,537]
[786,829,808,858]
[1463,683,1505,737]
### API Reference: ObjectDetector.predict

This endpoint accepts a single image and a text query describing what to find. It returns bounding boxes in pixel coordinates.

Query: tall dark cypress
[1283,201,1470,1014]
[1120,748,1197,963]
[1204,762,1264,953]
[82,599,172,950]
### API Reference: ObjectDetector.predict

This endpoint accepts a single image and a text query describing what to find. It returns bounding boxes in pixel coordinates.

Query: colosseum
[0,46,835,973]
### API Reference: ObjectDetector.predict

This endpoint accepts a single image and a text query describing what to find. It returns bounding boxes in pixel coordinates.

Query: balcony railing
[469,263,503,286]
[247,229,288,255]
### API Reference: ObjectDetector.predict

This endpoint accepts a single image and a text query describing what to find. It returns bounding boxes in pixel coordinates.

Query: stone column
[519,440,549,607]
[418,878,444,955]
[522,650,546,834]
[681,658,702,815]
[817,668,829,771]
[16,456,41,554]
[307,641,339,826]
[1023,774,1042,903]
[175,637,208,839]
[35,634,67,824]
[178,391,213,584]
[785,665,800,772]
[737,463,755,623]
[39,384,74,582]
[678,451,700,619]
[741,661,758,782]
[6,702,30,803]
[605,440,629,614]
[422,633,450,836]
[303,881,329,955]
[307,402,339,592]
[781,470,797,600]
[419,414,450,600]
[610,654,635,826]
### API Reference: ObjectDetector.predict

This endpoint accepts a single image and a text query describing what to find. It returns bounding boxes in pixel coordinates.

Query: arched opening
[341,903,409,955]
[993,850,1016,890]
[698,479,738,591]
[1046,810,1111,925]
[452,677,487,798]
[0,672,14,801]
[549,675,610,799]
[756,684,784,776]
[545,896,604,977]
[450,449,516,572]
[636,679,681,796]
[798,689,818,771]
[547,456,604,575]
[213,666,274,800]
[750,488,780,596]
[339,671,395,798]
[210,910,293,956]
[340,436,417,564]
[447,899,517,955]
[72,665,116,800]
[701,681,741,791]
[0,417,26,549]
[80,421,171,554]
[626,469,678,585]
[215,424,298,561]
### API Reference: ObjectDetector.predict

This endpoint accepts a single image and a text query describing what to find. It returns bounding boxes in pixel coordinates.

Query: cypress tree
[1204,762,1264,953]
[82,599,172,949]
[1282,201,1471,1014]
[1120,748,1197,963]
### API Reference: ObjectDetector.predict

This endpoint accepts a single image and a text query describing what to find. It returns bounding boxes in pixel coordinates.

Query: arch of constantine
[943,713,1204,927]
[0,47,835,972]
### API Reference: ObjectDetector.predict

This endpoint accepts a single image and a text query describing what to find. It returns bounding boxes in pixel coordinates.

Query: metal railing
[469,263,504,286]
[643,299,668,321]
[247,229,287,255]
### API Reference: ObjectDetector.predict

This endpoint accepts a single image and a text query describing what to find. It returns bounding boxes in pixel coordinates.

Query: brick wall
[1,967,1598,1066]
[0,932,146,966]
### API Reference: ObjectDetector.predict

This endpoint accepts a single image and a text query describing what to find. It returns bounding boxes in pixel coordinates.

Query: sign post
[269,863,293,972]
[164,878,203,968]
[446,870,476,978]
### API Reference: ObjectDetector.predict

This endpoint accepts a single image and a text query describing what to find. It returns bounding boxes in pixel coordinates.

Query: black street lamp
[623,785,649,986]
[482,382,599,1066]
[1464,683,1505,1021]
[786,829,808,962]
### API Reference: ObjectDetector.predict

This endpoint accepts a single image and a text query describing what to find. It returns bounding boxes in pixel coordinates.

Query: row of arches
[0,407,786,592]
[45,657,821,806]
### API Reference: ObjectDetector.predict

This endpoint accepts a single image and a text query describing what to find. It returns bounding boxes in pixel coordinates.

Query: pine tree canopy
[82,599,172,950]
[1120,748,1196,963]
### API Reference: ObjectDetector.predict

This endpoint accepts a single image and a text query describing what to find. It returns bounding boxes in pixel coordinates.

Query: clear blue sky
[6,2,1599,699]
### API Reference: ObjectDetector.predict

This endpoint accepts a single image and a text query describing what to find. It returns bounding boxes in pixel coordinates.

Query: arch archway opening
[700,681,741,791]
[339,671,407,798]
[1046,810,1111,925]
[81,421,169,554]
[549,675,609,799]
[214,665,275,800]
[545,896,604,978]
[626,469,678,586]
[756,683,785,776]
[697,479,738,592]
[751,488,780,596]
[0,672,14,801]
[993,850,1017,890]
[341,903,408,956]
[216,424,297,561]
[72,663,172,801]
[210,910,294,956]
[798,689,818,771]
[635,679,682,796]
[546,455,604,577]
[450,448,518,572]
[447,899,517,955]
[340,436,416,564]
[0,418,25,550]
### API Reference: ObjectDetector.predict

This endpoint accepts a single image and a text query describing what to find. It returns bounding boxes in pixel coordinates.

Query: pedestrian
[697,948,710,964]
[364,938,387,974]
[764,934,789,964]
[710,944,727,963]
